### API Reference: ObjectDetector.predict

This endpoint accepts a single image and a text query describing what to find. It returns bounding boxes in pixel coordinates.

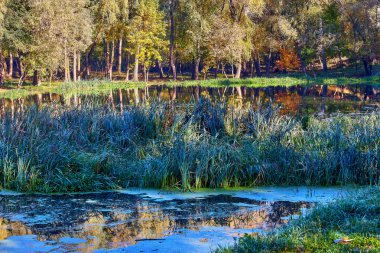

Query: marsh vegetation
[0,97,378,193]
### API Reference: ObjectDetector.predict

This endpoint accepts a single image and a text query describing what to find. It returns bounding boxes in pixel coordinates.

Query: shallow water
[1,84,379,115]
[0,187,349,252]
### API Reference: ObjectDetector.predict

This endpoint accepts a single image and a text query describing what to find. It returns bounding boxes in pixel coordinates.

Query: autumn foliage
[275,48,301,71]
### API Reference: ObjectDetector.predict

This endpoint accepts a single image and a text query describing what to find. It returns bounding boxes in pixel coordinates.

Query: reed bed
[0,98,379,192]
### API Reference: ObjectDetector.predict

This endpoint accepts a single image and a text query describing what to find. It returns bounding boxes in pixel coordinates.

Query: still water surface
[1,84,379,115]
[0,188,347,252]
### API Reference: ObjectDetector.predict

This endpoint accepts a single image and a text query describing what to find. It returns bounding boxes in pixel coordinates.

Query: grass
[170,75,380,88]
[216,187,380,253]
[0,98,378,193]
[0,70,379,100]
[0,79,147,99]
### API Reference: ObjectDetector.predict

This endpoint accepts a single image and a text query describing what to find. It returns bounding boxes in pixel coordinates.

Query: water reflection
[0,192,311,252]
[0,84,379,116]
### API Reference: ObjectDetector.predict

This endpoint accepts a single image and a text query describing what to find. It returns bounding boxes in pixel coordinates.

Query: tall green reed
[0,97,378,192]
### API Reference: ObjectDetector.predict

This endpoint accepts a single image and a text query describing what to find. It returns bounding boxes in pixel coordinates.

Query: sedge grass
[0,98,379,193]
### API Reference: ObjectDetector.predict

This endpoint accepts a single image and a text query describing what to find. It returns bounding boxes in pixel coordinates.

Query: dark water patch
[0,192,312,252]
[1,84,379,116]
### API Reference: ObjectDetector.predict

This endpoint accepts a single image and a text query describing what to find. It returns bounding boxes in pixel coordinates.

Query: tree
[223,0,266,78]
[53,0,93,82]
[3,0,62,86]
[338,0,380,76]
[94,0,129,80]
[3,0,92,85]
[127,0,167,82]
[205,15,249,78]
[179,0,215,80]
[0,0,5,85]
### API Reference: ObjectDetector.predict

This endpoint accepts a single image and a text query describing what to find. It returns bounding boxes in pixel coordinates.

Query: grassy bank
[217,187,380,253]
[0,98,378,193]
[0,74,379,99]
[0,80,147,100]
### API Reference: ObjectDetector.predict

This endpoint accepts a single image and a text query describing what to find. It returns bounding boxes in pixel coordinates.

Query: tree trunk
[77,53,81,81]
[117,38,123,73]
[0,48,4,85]
[133,47,140,82]
[32,70,40,86]
[8,52,13,78]
[64,40,71,82]
[250,61,254,77]
[319,17,328,72]
[234,62,242,79]
[195,57,201,80]
[104,39,110,78]
[143,65,148,83]
[265,53,271,76]
[73,51,77,82]
[321,49,328,72]
[125,53,130,81]
[16,53,23,77]
[109,39,115,80]
[363,59,372,76]
[156,59,164,79]
[254,58,261,77]
[169,0,177,81]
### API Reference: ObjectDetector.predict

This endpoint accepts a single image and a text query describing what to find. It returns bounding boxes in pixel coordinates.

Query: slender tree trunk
[49,69,53,84]
[104,39,110,77]
[77,53,81,81]
[32,70,40,86]
[18,71,27,88]
[214,64,219,79]
[265,53,271,76]
[250,61,254,77]
[363,59,372,76]
[254,58,262,77]
[321,49,328,72]
[156,59,164,79]
[143,65,147,83]
[234,61,242,79]
[64,40,71,82]
[16,53,23,77]
[0,48,4,85]
[133,47,140,82]
[117,38,123,73]
[8,52,13,78]
[109,39,115,80]
[195,57,201,80]
[319,17,328,72]
[125,53,130,81]
[169,0,177,80]
[73,51,77,82]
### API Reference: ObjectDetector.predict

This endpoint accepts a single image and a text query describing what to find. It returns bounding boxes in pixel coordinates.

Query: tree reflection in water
[0,84,378,116]
[0,192,312,251]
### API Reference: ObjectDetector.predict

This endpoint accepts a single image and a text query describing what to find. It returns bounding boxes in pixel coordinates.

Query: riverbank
[217,187,380,252]
[0,74,379,99]
[0,99,378,193]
